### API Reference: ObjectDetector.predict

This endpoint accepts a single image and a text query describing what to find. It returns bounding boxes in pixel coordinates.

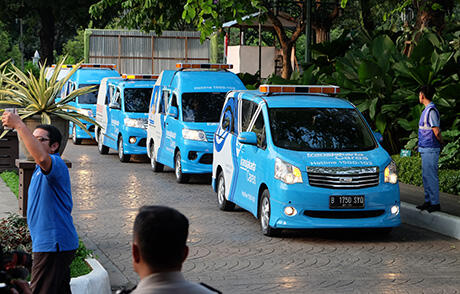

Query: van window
[241,99,258,132]
[250,111,266,149]
[221,105,234,132]
[159,90,170,114]
[124,88,152,113]
[111,88,121,105]
[269,108,376,152]
[77,84,99,104]
[182,92,226,123]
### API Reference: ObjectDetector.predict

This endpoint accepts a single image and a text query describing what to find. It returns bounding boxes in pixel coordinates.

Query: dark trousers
[31,250,76,294]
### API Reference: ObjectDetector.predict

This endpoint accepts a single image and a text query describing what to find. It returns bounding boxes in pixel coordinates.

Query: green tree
[0,0,116,66]
[0,21,22,64]
[89,0,193,34]
[59,29,86,64]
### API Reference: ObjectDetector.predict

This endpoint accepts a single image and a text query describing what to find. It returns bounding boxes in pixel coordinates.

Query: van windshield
[77,84,99,104]
[269,107,376,152]
[182,92,227,122]
[124,88,152,113]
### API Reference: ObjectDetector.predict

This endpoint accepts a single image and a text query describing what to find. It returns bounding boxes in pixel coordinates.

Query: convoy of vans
[62,64,120,144]
[64,63,400,236]
[145,63,246,183]
[95,74,157,162]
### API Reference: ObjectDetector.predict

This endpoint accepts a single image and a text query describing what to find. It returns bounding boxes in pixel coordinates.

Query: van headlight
[384,160,398,184]
[124,118,146,129]
[274,158,303,184]
[182,129,207,141]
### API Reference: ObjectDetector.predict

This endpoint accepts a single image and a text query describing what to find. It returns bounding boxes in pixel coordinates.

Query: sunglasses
[35,137,50,142]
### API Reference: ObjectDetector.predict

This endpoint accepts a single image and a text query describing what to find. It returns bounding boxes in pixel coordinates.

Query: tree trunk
[311,0,340,44]
[38,5,55,66]
[315,27,329,43]
[281,44,293,80]
[413,0,452,40]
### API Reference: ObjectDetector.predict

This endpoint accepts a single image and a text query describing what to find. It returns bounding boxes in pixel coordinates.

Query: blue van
[63,64,120,144]
[212,85,400,236]
[95,74,157,162]
[146,63,246,183]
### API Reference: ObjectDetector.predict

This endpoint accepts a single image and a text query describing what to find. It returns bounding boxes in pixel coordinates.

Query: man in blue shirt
[1,112,79,294]
[416,85,444,213]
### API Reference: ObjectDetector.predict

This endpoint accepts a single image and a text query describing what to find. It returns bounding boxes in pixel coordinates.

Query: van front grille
[307,166,379,189]
[304,210,385,219]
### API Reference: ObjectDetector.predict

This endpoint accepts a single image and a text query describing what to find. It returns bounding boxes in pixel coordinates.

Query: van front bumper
[121,128,147,155]
[180,140,213,174]
[267,182,401,229]
[74,123,95,139]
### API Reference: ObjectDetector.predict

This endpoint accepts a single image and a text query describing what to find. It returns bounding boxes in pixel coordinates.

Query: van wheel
[118,137,130,162]
[217,172,235,211]
[72,125,82,145]
[98,131,109,154]
[174,151,189,183]
[150,142,163,172]
[259,190,280,237]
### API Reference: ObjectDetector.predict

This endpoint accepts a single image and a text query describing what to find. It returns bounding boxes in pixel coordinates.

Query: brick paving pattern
[65,143,460,293]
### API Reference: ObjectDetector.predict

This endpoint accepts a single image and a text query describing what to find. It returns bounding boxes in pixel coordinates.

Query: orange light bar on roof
[122,74,159,80]
[73,64,117,69]
[175,63,233,70]
[51,64,73,68]
[259,85,340,94]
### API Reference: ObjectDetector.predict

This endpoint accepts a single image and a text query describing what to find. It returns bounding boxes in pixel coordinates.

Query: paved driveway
[65,142,460,293]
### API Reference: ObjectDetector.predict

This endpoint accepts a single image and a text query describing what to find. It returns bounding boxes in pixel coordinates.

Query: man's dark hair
[133,206,189,270]
[36,124,62,153]
[419,85,435,101]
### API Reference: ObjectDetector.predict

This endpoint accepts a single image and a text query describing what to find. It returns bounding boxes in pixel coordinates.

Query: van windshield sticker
[307,152,373,166]
[193,86,237,90]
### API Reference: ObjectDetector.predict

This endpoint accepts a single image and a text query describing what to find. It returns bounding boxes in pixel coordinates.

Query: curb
[401,201,460,240]
[70,258,111,294]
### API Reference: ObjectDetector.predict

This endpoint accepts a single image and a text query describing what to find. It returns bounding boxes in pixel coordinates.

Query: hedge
[392,155,460,196]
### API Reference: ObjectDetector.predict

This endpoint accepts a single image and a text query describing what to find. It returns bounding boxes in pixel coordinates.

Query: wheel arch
[214,165,223,193]
[257,183,269,219]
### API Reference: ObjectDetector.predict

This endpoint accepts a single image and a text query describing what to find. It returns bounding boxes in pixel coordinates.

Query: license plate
[329,195,365,209]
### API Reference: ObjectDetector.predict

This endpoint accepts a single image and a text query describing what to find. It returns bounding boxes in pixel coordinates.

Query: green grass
[0,170,19,198]
[0,172,93,277]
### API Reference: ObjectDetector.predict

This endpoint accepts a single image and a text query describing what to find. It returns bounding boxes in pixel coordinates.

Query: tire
[174,151,189,183]
[259,190,280,237]
[72,125,82,145]
[376,227,393,236]
[217,172,235,211]
[98,131,109,155]
[118,136,131,162]
[149,142,163,172]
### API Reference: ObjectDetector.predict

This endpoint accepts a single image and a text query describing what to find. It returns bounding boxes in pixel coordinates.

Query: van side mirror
[167,106,178,118]
[109,102,120,109]
[238,132,257,145]
[374,132,383,143]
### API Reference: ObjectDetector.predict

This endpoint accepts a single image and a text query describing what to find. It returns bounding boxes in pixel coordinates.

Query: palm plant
[0,58,98,139]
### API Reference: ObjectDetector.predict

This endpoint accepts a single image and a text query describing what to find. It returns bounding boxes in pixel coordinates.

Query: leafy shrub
[0,170,19,198]
[0,213,93,278]
[393,155,460,195]
[70,241,93,278]
[0,213,32,253]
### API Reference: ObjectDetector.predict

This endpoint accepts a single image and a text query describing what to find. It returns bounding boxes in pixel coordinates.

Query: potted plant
[0,58,97,158]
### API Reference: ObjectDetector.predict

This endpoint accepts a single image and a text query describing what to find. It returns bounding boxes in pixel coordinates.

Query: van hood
[275,147,391,170]
[182,122,219,132]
